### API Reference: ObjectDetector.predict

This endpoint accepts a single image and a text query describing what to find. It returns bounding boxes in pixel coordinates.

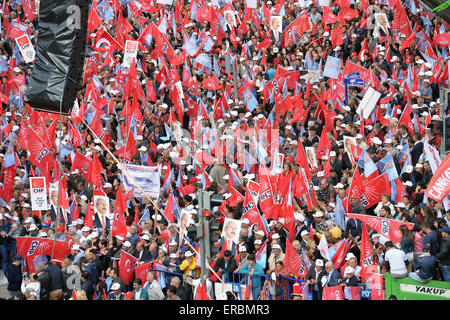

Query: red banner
[369,273,385,300]
[322,286,344,300]
[16,237,71,261]
[347,214,414,243]
[426,153,450,202]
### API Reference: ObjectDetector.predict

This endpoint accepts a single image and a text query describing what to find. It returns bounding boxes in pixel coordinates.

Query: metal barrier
[138,267,378,300]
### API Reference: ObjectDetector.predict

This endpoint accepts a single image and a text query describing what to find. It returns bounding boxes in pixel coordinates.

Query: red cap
[57,225,65,232]
[351,52,357,57]
[124,292,134,299]
[189,177,198,184]
[311,167,318,172]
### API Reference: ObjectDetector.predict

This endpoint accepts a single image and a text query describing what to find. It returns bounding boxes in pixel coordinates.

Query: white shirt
[385,248,407,275]
[134,288,141,300]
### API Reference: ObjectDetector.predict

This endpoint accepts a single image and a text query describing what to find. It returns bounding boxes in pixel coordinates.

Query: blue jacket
[423,231,439,256]
[239,262,265,289]
[0,221,11,245]
[6,263,22,291]
[416,254,435,280]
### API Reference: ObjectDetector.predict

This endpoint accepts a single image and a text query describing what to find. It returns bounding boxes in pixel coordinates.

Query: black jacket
[38,271,51,300]
[44,263,67,292]
[436,236,450,266]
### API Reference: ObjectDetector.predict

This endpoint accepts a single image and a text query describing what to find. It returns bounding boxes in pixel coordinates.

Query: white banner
[122,40,139,68]
[423,142,442,173]
[30,177,48,211]
[246,0,257,8]
[16,34,35,64]
[357,87,381,119]
[121,164,160,199]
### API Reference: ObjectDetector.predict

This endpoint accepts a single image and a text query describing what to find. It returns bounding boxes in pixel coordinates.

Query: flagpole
[51,99,64,262]
[79,117,238,299]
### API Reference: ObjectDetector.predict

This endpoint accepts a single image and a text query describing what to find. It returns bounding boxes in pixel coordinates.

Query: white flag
[318,233,331,261]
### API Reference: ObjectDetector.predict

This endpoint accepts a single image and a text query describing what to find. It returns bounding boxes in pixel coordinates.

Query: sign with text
[122,40,139,68]
[30,177,48,211]
[16,34,35,63]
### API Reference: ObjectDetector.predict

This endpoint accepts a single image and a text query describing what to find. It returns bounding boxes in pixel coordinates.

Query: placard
[122,40,139,68]
[30,177,48,211]
[16,34,35,63]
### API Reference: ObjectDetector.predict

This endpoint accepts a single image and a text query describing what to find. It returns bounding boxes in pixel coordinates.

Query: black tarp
[24,0,90,114]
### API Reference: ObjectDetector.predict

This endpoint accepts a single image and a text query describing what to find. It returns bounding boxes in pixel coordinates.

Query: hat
[185,251,193,257]
[372,137,382,145]
[272,233,280,239]
[254,239,262,245]
[292,282,302,296]
[439,226,450,234]
[111,283,121,291]
[41,222,49,228]
[272,244,282,250]
[277,218,285,225]
[13,254,23,261]
[334,183,344,189]
[301,230,309,237]
[141,234,151,241]
[317,171,325,178]
[345,253,356,261]
[403,181,413,187]
[123,241,131,247]
[169,253,178,259]
[385,138,392,144]
[313,212,323,218]
[57,225,65,232]
[115,235,124,241]
[71,244,81,251]
[29,224,37,231]
[315,259,324,266]
[273,47,279,53]
[294,213,305,222]
[103,182,112,189]
[395,202,406,208]
[81,226,91,232]
[330,151,337,157]
[344,266,354,274]
[238,246,247,253]
[255,230,265,236]
[405,165,413,173]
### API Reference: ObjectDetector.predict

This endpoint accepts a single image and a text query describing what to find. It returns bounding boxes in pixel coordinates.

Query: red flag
[331,239,351,270]
[134,261,153,283]
[90,152,104,189]
[195,282,210,300]
[322,286,344,300]
[16,237,71,261]
[119,250,138,285]
[359,222,376,282]
[284,239,304,276]
[84,202,94,230]
[71,152,93,184]
[426,153,450,202]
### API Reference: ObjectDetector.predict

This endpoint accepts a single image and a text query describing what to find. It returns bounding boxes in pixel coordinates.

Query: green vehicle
[384,273,450,300]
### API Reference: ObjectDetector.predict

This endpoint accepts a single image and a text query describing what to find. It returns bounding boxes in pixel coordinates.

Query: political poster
[30,177,48,211]
[356,87,381,119]
[323,55,341,79]
[121,164,161,199]
[122,40,139,68]
[16,34,35,63]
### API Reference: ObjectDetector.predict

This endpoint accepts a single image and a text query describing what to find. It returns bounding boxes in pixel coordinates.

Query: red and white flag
[119,250,138,285]
[426,153,450,203]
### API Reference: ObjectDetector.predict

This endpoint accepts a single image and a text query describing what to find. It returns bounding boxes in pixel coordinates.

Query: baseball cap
[185,251,193,257]
[439,226,450,234]
[111,283,121,291]
[272,244,282,250]
[344,266,354,274]
[315,259,323,266]
[238,246,247,253]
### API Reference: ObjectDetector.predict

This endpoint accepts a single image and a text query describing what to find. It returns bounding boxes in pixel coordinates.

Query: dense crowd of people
[0,0,449,301]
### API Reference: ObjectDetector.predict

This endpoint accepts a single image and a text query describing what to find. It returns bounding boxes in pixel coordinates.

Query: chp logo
[27,240,40,256]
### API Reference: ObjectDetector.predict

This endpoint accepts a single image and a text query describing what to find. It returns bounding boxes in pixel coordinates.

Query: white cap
[403,181,413,187]
[415,163,423,168]
[405,165,413,173]
[317,171,325,177]
[313,212,323,218]
[255,230,265,236]
[254,239,262,245]
[111,283,121,291]
[72,244,81,251]
[395,202,406,208]
[123,241,131,247]
[272,233,280,239]
[242,218,250,224]
[344,266,354,274]
[334,183,345,189]
[238,246,247,253]
[316,259,324,266]
[301,230,309,237]
[372,137,382,145]
[115,235,124,241]
[272,244,282,250]
[81,226,91,232]
[141,234,151,241]
[29,224,37,231]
